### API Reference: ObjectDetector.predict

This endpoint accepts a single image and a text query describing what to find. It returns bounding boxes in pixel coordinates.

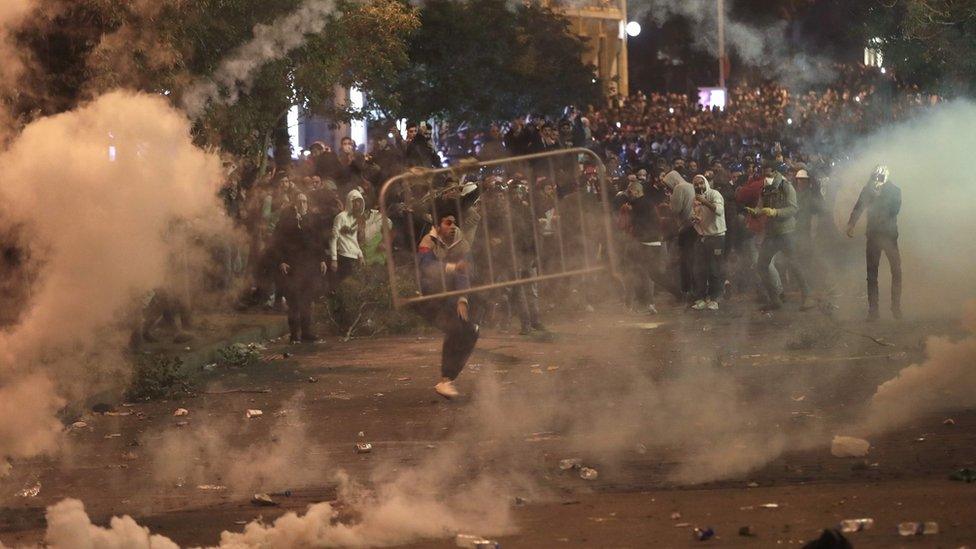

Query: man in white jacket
[330,189,366,281]
[690,174,726,311]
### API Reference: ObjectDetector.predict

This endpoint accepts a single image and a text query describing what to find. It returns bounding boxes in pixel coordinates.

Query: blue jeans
[758,232,810,302]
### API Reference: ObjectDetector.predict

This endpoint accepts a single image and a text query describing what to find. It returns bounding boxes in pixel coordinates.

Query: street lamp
[625,21,641,38]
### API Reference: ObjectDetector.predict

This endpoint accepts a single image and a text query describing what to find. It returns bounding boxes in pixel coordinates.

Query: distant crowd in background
[139,63,929,343]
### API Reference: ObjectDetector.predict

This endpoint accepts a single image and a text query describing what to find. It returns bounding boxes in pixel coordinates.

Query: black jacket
[848,181,901,238]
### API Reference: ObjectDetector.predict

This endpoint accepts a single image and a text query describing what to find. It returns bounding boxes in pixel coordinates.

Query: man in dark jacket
[417,207,480,399]
[748,163,815,312]
[271,193,327,343]
[846,165,902,320]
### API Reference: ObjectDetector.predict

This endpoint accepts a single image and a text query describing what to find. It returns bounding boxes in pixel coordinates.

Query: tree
[7,0,420,159]
[381,0,600,125]
[864,0,976,93]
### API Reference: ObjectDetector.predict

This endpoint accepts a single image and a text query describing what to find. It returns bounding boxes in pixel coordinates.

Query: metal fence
[378,148,619,308]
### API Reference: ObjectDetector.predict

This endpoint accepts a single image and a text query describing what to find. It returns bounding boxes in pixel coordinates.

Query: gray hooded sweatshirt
[664,170,695,230]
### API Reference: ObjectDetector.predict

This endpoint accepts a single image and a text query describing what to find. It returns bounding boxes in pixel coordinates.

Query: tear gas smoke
[832,100,976,314]
[632,0,834,89]
[0,0,34,87]
[828,101,976,433]
[0,90,224,459]
[182,0,338,118]
[144,396,328,494]
[866,300,976,433]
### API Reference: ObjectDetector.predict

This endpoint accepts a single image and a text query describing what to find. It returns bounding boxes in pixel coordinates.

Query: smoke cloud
[144,396,329,494]
[0,90,224,459]
[632,0,834,88]
[827,101,976,433]
[181,0,338,118]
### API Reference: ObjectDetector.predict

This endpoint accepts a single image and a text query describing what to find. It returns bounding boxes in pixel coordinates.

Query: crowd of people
[170,63,925,395]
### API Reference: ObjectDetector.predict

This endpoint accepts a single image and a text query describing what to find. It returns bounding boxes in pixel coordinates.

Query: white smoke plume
[0,90,224,459]
[0,0,34,86]
[866,301,976,432]
[632,0,834,89]
[181,0,338,118]
[144,396,329,494]
[827,101,976,433]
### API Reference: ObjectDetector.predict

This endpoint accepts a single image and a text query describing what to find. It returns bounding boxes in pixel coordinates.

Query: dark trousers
[758,232,810,302]
[677,226,698,295]
[282,266,318,340]
[866,233,901,314]
[420,300,479,380]
[694,235,726,301]
[514,266,541,328]
[336,256,358,282]
[626,241,681,304]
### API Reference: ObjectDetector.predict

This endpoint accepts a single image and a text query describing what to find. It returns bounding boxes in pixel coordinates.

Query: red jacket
[735,175,767,235]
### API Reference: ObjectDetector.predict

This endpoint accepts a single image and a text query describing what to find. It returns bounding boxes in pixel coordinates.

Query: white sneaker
[707,300,719,311]
[691,300,707,310]
[434,381,459,399]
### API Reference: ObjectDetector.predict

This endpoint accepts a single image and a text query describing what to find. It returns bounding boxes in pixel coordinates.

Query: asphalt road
[1,297,973,548]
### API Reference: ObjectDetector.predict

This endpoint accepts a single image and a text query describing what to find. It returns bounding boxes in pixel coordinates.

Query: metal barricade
[378,148,618,308]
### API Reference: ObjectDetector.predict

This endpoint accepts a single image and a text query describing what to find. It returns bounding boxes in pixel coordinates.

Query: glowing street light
[625,21,641,38]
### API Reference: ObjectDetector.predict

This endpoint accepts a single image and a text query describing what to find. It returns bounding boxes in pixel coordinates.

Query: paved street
[1,300,973,547]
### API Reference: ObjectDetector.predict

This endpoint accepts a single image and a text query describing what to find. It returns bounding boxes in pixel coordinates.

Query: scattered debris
[791,394,806,402]
[674,522,692,528]
[202,363,217,372]
[397,377,411,382]
[104,433,121,439]
[514,496,527,506]
[831,436,870,458]
[839,518,874,533]
[270,490,293,497]
[454,534,489,548]
[898,521,939,536]
[636,443,648,454]
[197,485,227,491]
[104,411,131,417]
[739,526,756,537]
[747,482,760,488]
[175,421,189,427]
[949,468,976,483]
[250,493,277,506]
[121,451,138,461]
[670,512,682,520]
[245,409,263,419]
[16,482,41,498]
[693,527,715,541]
[307,376,318,383]
[558,458,582,471]
[759,503,780,509]
[579,467,599,480]
[173,408,189,417]
[944,418,956,426]
[71,421,88,430]
[474,540,500,548]
[282,352,291,359]
[355,442,372,454]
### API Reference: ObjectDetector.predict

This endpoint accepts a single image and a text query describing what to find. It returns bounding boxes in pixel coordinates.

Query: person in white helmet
[846,165,902,320]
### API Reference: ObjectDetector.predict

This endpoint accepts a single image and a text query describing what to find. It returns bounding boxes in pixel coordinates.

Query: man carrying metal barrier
[379,148,618,400]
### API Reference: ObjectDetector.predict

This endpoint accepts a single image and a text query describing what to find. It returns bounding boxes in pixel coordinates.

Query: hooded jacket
[330,189,365,261]
[692,176,726,237]
[418,225,472,302]
[759,172,799,236]
[663,170,695,231]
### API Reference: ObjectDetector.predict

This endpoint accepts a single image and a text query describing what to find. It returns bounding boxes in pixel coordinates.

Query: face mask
[764,177,774,186]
